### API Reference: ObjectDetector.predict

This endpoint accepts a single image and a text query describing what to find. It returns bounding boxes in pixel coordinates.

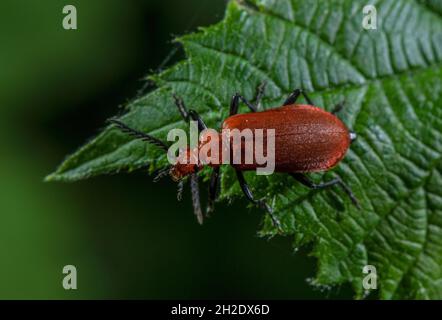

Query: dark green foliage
[47,0,442,299]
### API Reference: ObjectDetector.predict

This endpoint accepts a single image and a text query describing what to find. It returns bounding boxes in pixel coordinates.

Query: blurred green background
[0,0,352,299]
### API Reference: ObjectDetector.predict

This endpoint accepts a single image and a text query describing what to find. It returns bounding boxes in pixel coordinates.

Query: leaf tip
[44,172,60,183]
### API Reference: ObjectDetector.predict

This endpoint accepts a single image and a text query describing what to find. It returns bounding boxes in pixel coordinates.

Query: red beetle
[110,85,359,228]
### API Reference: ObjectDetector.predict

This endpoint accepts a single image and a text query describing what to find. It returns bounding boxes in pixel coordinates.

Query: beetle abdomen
[222,104,351,172]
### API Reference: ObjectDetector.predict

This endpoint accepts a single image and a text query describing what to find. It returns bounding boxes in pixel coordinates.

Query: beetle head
[169,147,202,181]
[170,163,199,181]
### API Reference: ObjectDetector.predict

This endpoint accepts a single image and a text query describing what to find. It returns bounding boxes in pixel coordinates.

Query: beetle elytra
[110,84,359,229]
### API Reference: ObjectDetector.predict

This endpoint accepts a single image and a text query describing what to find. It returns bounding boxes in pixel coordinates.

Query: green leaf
[47,0,442,299]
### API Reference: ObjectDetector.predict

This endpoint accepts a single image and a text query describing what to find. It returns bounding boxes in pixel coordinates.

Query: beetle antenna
[108,119,169,152]
[337,179,361,209]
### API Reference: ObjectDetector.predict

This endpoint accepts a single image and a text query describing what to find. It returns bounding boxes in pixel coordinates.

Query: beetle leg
[173,94,189,120]
[331,100,346,115]
[190,173,204,224]
[235,170,282,230]
[254,81,267,110]
[177,179,185,201]
[153,166,172,182]
[188,110,208,131]
[173,94,207,131]
[290,173,360,209]
[229,94,240,115]
[283,88,314,106]
[230,94,257,115]
[206,167,221,215]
